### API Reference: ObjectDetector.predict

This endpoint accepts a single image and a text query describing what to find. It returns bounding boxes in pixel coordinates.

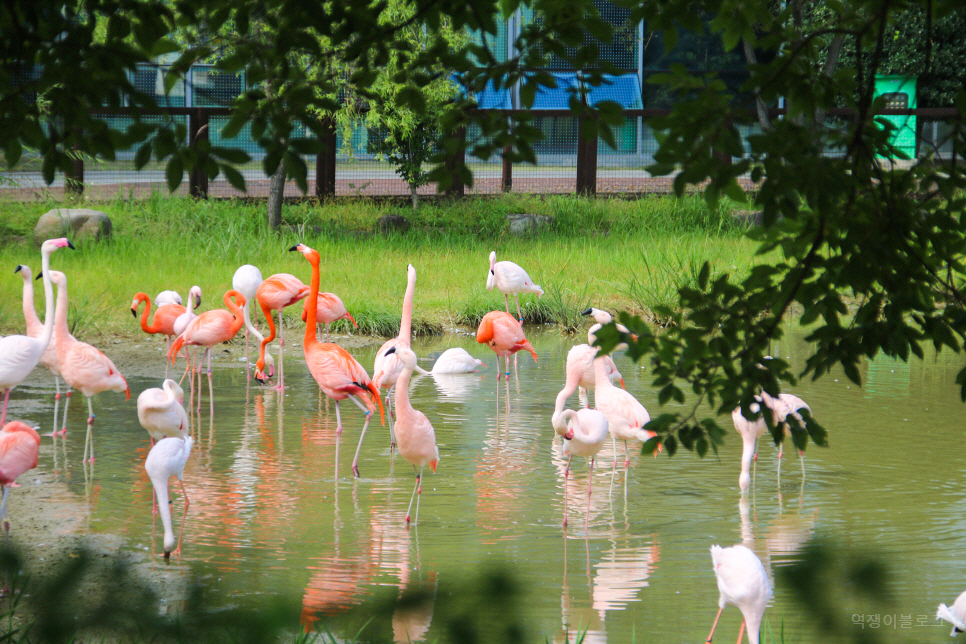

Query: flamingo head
[41,238,75,254]
[254,354,275,383]
[189,286,202,310]
[130,292,148,316]
[289,242,320,265]
[15,264,30,279]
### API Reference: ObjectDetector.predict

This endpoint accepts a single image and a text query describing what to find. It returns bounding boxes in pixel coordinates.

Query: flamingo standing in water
[373,265,428,446]
[706,544,772,644]
[384,345,438,526]
[0,420,41,541]
[302,291,358,340]
[16,263,66,435]
[732,390,813,489]
[431,348,486,374]
[254,273,310,390]
[486,251,543,322]
[592,355,656,469]
[476,311,537,380]
[733,398,767,494]
[552,408,608,528]
[290,243,384,477]
[131,292,186,377]
[232,264,264,379]
[145,435,193,559]
[48,271,130,464]
[137,379,189,444]
[0,238,72,426]
[168,290,246,411]
[171,286,203,393]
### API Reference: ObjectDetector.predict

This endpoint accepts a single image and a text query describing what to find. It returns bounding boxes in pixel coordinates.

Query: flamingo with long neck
[131,292,186,377]
[552,407,608,529]
[168,290,246,412]
[290,243,384,477]
[373,264,429,447]
[49,271,130,464]
[145,435,193,559]
[0,238,72,426]
[16,263,65,435]
[475,310,537,380]
[254,273,309,391]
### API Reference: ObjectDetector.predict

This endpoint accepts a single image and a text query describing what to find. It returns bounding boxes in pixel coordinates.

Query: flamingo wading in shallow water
[706,544,772,644]
[430,348,486,374]
[0,238,72,426]
[384,345,439,526]
[486,251,543,322]
[145,435,193,559]
[137,378,188,444]
[232,264,264,379]
[254,273,309,390]
[131,292,186,377]
[48,271,130,464]
[290,243,384,478]
[16,263,66,435]
[552,408,608,529]
[476,311,537,380]
[373,264,428,447]
[0,421,41,541]
[592,355,656,469]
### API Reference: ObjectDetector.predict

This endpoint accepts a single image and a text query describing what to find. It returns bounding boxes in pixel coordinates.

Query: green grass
[0,193,768,340]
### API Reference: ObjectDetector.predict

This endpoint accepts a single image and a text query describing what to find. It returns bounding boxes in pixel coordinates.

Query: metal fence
[0,107,961,202]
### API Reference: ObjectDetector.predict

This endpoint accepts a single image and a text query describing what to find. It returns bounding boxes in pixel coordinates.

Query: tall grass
[0,193,766,339]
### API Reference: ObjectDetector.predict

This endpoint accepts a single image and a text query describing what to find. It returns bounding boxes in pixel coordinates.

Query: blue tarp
[531,72,642,109]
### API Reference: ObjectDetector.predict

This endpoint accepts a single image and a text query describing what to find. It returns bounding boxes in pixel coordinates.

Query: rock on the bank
[34,208,113,245]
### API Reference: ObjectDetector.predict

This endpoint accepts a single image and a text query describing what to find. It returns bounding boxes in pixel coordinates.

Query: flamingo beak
[131,308,137,317]
[620,378,625,389]
[564,429,574,440]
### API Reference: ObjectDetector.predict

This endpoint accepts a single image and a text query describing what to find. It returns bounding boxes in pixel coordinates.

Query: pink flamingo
[0,420,41,540]
[48,271,130,464]
[145,435,193,559]
[254,273,310,390]
[16,263,66,435]
[384,345,439,526]
[131,292,186,377]
[171,285,203,393]
[0,238,73,426]
[290,243,384,477]
[373,265,428,446]
[592,355,656,469]
[486,251,543,321]
[553,408,608,529]
[430,348,486,374]
[706,544,772,644]
[301,291,358,340]
[168,290,246,411]
[475,311,537,380]
[732,391,812,490]
[732,398,767,494]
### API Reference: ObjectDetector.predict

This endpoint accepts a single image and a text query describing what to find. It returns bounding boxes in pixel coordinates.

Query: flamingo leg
[611,435,619,470]
[244,325,251,380]
[164,336,171,378]
[406,466,423,525]
[562,453,572,528]
[623,440,630,469]
[334,400,343,436]
[173,479,189,557]
[0,389,9,426]
[735,619,746,644]
[51,377,60,437]
[347,394,373,477]
[274,310,285,391]
[207,348,214,418]
[61,389,71,436]
[514,293,522,322]
[799,449,806,480]
[386,384,396,449]
[503,293,511,316]
[706,607,724,643]
[586,457,595,530]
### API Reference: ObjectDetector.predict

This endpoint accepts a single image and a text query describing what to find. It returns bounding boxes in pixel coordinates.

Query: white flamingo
[486,250,543,321]
[145,435,193,559]
[937,590,966,635]
[232,264,267,379]
[706,544,772,644]
[430,348,486,374]
[137,378,189,444]
[155,290,182,307]
[553,408,608,528]
[0,238,73,425]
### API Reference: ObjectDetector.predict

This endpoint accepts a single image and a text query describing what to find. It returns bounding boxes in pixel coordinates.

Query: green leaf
[220,164,247,193]
[165,155,184,191]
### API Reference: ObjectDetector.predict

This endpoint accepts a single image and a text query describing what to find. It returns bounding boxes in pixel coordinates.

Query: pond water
[15,323,966,642]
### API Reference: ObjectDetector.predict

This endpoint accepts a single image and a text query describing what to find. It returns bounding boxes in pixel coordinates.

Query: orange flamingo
[384,345,438,526]
[131,292,186,377]
[254,273,310,390]
[290,243,383,477]
[0,420,41,541]
[48,271,130,464]
[0,238,72,426]
[475,311,537,380]
[168,290,246,411]
[301,292,358,340]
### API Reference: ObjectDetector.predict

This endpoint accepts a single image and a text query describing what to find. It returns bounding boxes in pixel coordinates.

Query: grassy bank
[0,193,765,339]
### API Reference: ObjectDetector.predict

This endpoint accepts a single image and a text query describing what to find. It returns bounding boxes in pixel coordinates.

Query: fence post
[64,131,84,195]
[316,116,336,199]
[501,145,512,192]
[576,114,597,196]
[444,125,466,199]
[189,108,209,199]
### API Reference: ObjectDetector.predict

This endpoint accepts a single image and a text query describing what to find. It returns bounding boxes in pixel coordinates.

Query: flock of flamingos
[1,238,963,643]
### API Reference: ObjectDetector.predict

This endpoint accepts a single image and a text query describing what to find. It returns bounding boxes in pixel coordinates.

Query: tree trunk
[267,161,285,231]
[743,39,772,132]
[410,182,418,210]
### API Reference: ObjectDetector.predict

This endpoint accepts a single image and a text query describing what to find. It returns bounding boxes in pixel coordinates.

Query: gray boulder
[34,208,112,245]
[507,213,552,235]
